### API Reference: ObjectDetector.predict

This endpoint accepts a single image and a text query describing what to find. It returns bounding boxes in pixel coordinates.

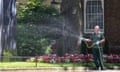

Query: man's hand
[85,39,91,42]
[95,41,100,45]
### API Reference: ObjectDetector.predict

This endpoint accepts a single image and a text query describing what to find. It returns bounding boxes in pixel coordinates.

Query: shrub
[3,49,15,62]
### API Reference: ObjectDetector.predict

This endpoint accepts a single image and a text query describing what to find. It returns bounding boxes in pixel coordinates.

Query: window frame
[84,0,104,33]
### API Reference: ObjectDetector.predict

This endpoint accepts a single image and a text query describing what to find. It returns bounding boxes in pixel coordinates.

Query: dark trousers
[92,48,104,69]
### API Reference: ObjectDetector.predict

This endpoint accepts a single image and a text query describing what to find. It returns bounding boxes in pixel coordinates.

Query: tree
[0,0,16,61]
[60,0,83,53]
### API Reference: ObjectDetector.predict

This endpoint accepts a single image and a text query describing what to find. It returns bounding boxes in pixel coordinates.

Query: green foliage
[45,45,52,54]
[16,23,63,56]
[17,0,59,23]
[17,0,63,56]
[17,24,51,56]
[3,50,13,56]
[3,49,15,62]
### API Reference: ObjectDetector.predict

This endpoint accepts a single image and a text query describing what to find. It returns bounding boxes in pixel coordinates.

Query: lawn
[0,62,84,68]
[0,62,120,68]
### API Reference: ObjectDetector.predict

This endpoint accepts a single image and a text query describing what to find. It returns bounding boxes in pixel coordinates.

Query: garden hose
[84,41,104,68]
[84,42,96,49]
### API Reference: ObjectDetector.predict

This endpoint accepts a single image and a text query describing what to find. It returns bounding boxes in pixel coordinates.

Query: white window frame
[84,0,104,33]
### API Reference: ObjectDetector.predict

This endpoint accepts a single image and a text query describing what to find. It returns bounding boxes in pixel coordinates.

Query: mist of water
[37,25,81,39]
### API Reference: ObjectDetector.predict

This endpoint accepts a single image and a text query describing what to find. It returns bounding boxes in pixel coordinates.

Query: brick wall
[105,0,120,53]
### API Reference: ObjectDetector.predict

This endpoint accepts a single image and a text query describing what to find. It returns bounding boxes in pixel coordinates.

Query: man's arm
[95,33,105,45]
[100,33,105,43]
[100,38,105,43]
[80,37,91,42]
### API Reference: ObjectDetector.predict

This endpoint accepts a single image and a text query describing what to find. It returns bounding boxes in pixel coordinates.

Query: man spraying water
[80,25,105,70]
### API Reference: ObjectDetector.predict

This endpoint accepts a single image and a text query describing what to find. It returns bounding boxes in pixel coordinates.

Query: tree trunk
[0,0,16,61]
[3,0,16,50]
[0,0,4,61]
[61,0,83,54]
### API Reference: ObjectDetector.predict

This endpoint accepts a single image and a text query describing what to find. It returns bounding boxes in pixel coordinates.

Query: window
[84,0,104,33]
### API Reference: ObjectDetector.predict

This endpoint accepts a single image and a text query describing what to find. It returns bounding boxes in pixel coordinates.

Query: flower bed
[26,54,120,63]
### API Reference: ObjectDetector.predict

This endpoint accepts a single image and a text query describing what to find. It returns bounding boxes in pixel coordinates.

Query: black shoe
[101,67,105,70]
[94,67,99,70]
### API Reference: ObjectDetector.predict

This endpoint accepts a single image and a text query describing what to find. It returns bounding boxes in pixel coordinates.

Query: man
[81,25,105,70]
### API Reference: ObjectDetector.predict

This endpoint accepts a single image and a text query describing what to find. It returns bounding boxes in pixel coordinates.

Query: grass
[0,62,91,68]
[0,62,120,68]
[0,62,83,68]
[104,63,120,68]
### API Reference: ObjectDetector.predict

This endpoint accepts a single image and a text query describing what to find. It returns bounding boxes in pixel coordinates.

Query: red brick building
[82,0,120,54]
[104,0,120,53]
[49,0,120,54]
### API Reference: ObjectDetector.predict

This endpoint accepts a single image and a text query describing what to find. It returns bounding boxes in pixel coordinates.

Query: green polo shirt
[91,32,105,48]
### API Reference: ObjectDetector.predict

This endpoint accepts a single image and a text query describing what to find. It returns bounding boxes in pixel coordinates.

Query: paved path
[0,67,119,72]
[1,70,120,72]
